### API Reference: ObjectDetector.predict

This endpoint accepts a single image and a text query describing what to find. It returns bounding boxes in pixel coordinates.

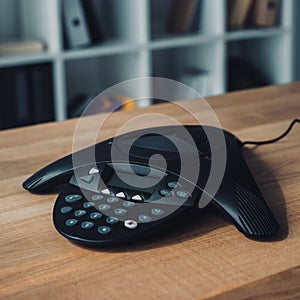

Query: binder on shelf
[250,0,280,27]
[167,0,199,34]
[0,68,16,129]
[81,0,103,44]
[29,64,55,124]
[15,68,31,127]
[189,0,202,33]
[0,64,55,130]
[62,0,91,49]
[228,0,253,30]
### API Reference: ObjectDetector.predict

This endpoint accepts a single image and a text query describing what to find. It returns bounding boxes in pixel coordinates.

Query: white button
[89,168,99,175]
[132,195,143,201]
[116,192,126,198]
[124,220,138,229]
[101,188,110,195]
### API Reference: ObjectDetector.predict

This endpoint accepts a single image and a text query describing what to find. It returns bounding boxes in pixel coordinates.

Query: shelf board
[0,52,55,68]
[62,40,141,61]
[150,34,220,50]
[226,27,291,42]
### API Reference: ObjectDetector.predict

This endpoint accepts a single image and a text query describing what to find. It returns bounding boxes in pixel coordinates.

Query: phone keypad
[55,174,194,245]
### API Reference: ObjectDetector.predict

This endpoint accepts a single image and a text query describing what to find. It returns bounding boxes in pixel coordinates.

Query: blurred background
[0,0,299,130]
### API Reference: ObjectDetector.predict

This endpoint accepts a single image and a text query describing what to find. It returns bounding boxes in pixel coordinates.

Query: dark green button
[168,181,181,189]
[90,212,103,220]
[176,190,191,198]
[139,215,152,223]
[106,216,119,224]
[98,226,111,235]
[81,221,94,230]
[160,189,173,197]
[60,206,72,214]
[91,195,104,201]
[114,208,127,215]
[99,204,111,211]
[66,219,78,227]
[151,208,165,216]
[123,201,136,207]
[74,210,87,217]
[83,202,95,209]
[65,194,82,203]
[107,197,120,203]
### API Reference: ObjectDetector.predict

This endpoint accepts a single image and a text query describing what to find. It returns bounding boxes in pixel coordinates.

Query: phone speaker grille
[235,183,279,236]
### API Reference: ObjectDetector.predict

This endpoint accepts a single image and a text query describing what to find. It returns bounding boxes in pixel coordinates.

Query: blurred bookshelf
[0,0,297,130]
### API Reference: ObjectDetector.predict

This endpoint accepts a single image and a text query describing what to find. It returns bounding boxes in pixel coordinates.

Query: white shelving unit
[0,0,296,125]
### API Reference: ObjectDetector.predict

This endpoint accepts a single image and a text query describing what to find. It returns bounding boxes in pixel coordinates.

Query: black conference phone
[23,125,280,246]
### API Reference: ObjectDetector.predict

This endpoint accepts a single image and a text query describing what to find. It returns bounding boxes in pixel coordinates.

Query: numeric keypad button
[81,221,94,230]
[91,195,104,201]
[60,206,72,214]
[98,226,111,235]
[106,217,119,224]
[66,219,78,227]
[74,210,87,217]
[83,202,95,209]
[138,215,152,223]
[160,189,173,197]
[114,208,127,215]
[176,191,191,198]
[90,212,103,220]
[167,181,181,189]
[151,208,165,216]
[123,201,136,207]
[98,204,111,212]
[65,194,82,203]
[107,197,120,203]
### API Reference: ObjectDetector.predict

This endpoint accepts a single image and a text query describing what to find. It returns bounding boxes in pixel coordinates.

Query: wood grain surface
[1,83,300,300]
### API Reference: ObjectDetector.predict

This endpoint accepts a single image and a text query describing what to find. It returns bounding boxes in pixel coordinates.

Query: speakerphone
[23,125,282,246]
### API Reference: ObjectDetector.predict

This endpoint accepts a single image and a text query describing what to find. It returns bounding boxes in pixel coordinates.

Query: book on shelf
[0,64,54,130]
[15,68,31,126]
[62,0,91,49]
[0,40,45,56]
[29,64,55,124]
[228,0,254,30]
[167,0,200,34]
[249,0,280,27]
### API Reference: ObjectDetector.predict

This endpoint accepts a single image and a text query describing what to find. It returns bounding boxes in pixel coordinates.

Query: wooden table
[1,83,300,300]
